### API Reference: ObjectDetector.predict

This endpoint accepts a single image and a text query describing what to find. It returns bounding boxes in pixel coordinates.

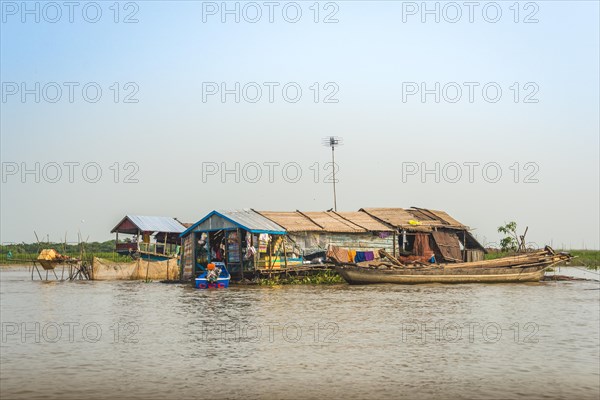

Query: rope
[555,265,600,281]
[557,265,600,275]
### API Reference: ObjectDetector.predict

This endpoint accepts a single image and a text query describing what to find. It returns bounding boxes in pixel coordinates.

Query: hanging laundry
[326,245,349,263]
[354,252,366,263]
[365,251,375,261]
[258,233,269,253]
[348,250,357,263]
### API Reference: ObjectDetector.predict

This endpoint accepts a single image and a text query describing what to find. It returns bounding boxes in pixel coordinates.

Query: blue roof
[180,209,286,237]
[111,215,187,234]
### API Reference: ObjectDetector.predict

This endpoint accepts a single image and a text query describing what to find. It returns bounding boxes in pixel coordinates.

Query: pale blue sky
[1,1,599,248]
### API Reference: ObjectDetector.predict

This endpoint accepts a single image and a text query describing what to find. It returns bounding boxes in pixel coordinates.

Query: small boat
[335,247,572,285]
[195,262,231,289]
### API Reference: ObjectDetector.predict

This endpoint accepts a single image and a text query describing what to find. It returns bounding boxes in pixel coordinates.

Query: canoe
[335,248,571,285]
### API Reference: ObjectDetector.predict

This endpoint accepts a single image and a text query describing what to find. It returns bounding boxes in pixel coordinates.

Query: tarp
[413,233,434,258]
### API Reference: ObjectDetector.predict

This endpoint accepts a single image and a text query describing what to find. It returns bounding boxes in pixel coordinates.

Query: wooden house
[360,207,486,262]
[111,215,188,260]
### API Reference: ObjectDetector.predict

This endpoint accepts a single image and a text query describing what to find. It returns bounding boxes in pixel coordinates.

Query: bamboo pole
[239,229,244,281]
[34,263,42,280]
[379,250,403,266]
[442,251,551,269]
[283,236,289,270]
[268,236,273,279]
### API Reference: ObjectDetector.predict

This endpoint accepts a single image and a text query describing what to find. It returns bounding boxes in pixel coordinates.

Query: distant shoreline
[2,249,597,269]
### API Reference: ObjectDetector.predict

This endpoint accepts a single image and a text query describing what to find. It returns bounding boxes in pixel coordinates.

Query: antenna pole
[331,144,337,211]
[322,136,343,212]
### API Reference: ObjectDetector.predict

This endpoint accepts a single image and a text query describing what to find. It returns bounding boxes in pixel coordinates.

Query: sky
[1,0,599,249]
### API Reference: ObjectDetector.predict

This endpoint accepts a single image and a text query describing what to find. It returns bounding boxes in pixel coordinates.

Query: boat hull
[335,265,546,285]
[194,277,230,289]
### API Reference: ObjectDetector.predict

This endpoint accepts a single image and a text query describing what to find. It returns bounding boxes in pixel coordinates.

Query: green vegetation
[0,240,132,265]
[484,251,513,260]
[559,250,599,270]
[1,240,115,254]
[257,270,344,286]
[497,221,519,252]
[485,249,599,270]
[491,220,598,270]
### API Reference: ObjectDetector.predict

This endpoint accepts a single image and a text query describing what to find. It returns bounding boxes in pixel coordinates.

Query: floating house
[179,210,287,280]
[111,215,189,260]
[257,210,396,257]
[180,209,395,280]
[179,207,486,281]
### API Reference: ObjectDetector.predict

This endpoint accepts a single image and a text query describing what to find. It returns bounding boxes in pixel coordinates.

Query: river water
[1,267,599,400]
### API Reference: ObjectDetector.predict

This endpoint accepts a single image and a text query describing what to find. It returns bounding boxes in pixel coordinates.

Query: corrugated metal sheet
[111,215,187,234]
[181,209,286,237]
[431,231,463,262]
[190,213,239,232]
[218,209,286,233]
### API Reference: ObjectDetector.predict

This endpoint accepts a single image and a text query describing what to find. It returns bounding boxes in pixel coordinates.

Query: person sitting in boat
[206,263,221,284]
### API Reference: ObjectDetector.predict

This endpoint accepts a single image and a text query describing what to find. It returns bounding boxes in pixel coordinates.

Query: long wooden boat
[335,247,572,285]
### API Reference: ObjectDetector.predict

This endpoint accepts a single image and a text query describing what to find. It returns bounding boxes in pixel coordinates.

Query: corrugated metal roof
[111,215,187,234]
[218,209,286,233]
[180,209,286,237]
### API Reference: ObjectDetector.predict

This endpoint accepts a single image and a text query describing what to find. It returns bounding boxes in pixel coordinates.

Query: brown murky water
[1,268,599,400]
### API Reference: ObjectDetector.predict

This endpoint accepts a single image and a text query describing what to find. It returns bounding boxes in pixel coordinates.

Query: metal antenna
[321,136,343,211]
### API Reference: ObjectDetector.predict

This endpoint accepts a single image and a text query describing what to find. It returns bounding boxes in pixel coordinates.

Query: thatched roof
[329,211,393,232]
[256,211,322,232]
[360,207,468,231]
[256,210,393,233]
